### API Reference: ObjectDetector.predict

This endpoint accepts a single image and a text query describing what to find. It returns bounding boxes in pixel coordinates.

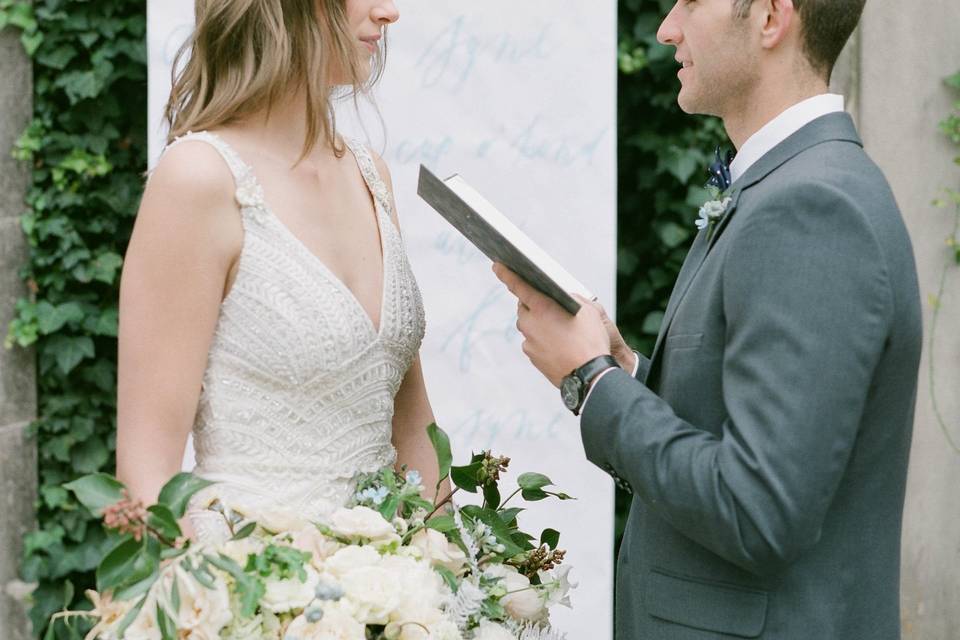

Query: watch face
[560,376,582,410]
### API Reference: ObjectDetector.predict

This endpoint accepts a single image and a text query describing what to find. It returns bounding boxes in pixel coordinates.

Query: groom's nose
[657,2,684,47]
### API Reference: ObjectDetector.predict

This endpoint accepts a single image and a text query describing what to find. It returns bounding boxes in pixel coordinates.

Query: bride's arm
[371,153,450,503]
[391,357,449,502]
[116,142,242,517]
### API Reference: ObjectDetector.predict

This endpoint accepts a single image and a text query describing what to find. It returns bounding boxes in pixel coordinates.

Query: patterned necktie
[706,147,735,191]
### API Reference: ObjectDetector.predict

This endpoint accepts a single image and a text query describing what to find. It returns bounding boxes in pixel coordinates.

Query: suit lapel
[645,112,864,377]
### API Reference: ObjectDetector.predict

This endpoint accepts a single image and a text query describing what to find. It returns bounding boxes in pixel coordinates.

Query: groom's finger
[493,264,544,309]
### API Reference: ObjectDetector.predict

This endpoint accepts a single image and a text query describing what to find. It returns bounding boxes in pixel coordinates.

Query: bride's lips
[360,35,381,55]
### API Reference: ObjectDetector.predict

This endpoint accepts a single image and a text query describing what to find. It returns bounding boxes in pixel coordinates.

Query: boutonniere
[695,189,733,240]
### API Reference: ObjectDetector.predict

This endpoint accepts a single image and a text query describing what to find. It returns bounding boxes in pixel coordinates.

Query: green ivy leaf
[71,438,110,474]
[90,251,123,284]
[63,473,124,516]
[157,473,214,519]
[36,301,84,335]
[44,334,95,375]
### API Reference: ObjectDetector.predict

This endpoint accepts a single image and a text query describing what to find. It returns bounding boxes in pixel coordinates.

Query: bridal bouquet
[48,425,575,640]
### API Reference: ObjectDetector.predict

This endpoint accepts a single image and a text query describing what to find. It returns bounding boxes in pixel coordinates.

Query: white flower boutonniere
[696,194,732,239]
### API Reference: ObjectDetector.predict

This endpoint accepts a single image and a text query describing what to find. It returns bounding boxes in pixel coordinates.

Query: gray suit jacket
[582,113,922,639]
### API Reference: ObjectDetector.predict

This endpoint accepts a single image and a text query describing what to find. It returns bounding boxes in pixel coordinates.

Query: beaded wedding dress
[162,131,426,543]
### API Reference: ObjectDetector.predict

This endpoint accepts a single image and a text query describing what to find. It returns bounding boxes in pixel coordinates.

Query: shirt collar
[729,93,845,184]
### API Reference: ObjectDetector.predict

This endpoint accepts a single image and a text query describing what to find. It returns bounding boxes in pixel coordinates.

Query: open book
[417,165,594,315]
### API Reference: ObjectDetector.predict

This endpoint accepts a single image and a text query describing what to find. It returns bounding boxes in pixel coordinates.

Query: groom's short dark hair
[733,0,866,80]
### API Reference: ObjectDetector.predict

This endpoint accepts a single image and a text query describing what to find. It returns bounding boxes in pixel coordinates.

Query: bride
[115,0,443,541]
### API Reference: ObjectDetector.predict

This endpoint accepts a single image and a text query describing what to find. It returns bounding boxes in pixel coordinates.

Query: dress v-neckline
[210,132,390,338]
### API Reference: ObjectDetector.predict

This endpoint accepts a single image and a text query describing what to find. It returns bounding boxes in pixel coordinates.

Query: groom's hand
[493,263,611,388]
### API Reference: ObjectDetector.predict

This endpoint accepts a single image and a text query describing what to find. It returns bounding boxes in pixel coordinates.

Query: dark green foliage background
[3,0,726,635]
[614,0,728,546]
[2,0,147,636]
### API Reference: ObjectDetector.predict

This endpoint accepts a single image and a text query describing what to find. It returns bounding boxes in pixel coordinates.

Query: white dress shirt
[579,94,845,417]
[729,93,845,184]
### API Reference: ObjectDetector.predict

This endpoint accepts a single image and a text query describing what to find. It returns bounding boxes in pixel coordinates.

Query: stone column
[855,1,960,637]
[0,22,36,640]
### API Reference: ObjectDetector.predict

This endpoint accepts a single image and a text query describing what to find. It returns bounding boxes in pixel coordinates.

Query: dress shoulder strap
[160,131,267,213]
[342,137,394,218]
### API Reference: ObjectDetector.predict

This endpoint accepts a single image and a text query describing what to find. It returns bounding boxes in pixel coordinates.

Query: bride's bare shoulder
[145,137,237,208]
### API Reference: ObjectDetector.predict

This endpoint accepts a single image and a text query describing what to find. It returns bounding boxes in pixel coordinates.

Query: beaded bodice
[166,132,426,540]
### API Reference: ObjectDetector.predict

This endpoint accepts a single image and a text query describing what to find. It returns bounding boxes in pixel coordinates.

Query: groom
[495,0,922,637]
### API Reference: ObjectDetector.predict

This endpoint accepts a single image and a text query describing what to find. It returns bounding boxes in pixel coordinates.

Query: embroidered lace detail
[161,132,426,543]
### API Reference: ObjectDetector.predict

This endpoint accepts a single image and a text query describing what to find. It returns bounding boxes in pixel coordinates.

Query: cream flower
[379,555,449,623]
[254,507,309,533]
[84,589,133,637]
[486,565,547,623]
[155,566,233,639]
[289,524,343,569]
[339,564,403,625]
[285,606,366,640]
[261,564,321,613]
[329,506,397,542]
[325,544,382,577]
[410,528,468,574]
[473,620,516,640]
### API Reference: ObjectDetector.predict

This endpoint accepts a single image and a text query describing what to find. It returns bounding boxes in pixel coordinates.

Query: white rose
[155,566,233,639]
[285,606,366,640]
[410,528,468,574]
[261,564,321,613]
[486,565,547,623]
[330,506,397,541]
[340,564,403,624]
[473,620,516,640]
[325,544,382,577]
[290,525,343,569]
[378,555,449,622]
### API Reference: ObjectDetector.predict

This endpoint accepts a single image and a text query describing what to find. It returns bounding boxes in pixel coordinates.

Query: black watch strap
[575,355,621,389]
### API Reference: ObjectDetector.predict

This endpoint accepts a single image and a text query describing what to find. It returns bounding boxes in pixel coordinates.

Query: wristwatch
[560,355,620,416]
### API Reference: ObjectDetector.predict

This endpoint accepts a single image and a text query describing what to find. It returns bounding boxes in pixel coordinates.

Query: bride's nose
[372,1,399,25]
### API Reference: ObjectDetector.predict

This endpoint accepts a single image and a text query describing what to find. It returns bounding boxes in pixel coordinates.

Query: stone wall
[0,23,36,640]
[845,1,960,637]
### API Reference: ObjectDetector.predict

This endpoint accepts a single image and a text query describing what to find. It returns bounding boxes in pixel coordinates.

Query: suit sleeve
[580,183,893,576]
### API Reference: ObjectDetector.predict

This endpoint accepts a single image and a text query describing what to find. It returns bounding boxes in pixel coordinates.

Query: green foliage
[3,1,147,636]
[928,69,960,456]
[615,0,729,551]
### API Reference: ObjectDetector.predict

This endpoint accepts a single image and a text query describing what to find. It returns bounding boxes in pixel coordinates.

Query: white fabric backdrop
[148,3,617,636]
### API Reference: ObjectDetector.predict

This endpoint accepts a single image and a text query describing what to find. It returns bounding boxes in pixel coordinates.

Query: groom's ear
[757,0,798,52]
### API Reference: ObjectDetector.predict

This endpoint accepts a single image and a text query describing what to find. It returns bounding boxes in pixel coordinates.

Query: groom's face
[657,0,760,117]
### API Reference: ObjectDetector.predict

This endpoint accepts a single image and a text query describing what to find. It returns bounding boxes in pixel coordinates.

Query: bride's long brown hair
[164,0,386,159]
